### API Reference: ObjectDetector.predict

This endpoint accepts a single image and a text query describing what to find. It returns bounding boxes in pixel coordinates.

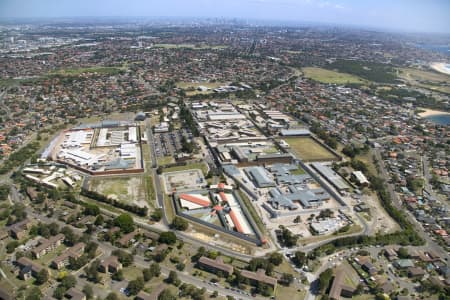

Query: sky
[0,0,449,33]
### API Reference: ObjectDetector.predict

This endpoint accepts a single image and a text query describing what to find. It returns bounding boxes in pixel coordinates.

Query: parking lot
[154,128,192,157]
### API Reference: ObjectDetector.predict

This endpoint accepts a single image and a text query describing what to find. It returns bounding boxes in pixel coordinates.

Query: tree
[293,216,301,223]
[112,269,124,281]
[280,273,294,286]
[53,286,66,300]
[142,268,152,281]
[126,276,144,295]
[171,216,188,231]
[61,274,77,289]
[166,270,180,286]
[83,284,94,299]
[397,247,409,259]
[176,262,185,271]
[318,268,333,293]
[94,214,104,226]
[292,251,307,268]
[85,259,102,283]
[111,249,134,267]
[104,292,119,300]
[25,287,43,300]
[158,289,176,300]
[151,208,163,221]
[6,241,19,253]
[35,269,49,285]
[159,231,177,244]
[150,262,161,277]
[61,226,78,246]
[114,213,135,233]
[268,252,283,266]
[84,203,100,216]
[211,290,219,298]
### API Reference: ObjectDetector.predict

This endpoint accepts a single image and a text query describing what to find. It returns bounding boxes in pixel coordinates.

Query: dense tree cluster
[81,189,148,216]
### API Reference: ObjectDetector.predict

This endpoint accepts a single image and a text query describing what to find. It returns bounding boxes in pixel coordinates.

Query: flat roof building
[245,166,275,188]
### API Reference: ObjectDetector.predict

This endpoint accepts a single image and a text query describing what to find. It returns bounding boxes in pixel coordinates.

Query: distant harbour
[418,109,450,125]
[418,108,450,125]
[425,114,450,125]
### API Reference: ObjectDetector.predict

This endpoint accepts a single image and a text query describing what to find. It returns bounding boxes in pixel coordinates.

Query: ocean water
[416,44,450,57]
[426,114,450,125]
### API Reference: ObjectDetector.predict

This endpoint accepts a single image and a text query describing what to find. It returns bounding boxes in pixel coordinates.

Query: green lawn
[164,194,175,223]
[157,156,175,166]
[36,244,67,266]
[122,266,144,281]
[145,176,156,209]
[302,67,366,84]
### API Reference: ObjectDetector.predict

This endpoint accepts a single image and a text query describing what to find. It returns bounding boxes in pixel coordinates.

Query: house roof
[240,268,277,286]
[198,256,234,274]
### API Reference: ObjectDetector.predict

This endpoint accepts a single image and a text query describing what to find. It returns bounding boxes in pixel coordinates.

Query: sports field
[302,67,366,84]
[283,137,338,161]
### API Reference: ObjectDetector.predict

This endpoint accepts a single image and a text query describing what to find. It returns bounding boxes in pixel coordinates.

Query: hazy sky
[0,0,449,33]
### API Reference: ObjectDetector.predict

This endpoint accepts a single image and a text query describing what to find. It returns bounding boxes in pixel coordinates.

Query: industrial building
[244,166,275,188]
[311,162,350,193]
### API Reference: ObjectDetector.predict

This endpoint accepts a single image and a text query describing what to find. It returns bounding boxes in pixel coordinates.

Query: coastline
[418,108,450,118]
[430,62,450,75]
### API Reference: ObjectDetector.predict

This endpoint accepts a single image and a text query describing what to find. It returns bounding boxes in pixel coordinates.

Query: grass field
[157,156,175,165]
[302,67,366,84]
[283,137,339,161]
[397,67,450,94]
[153,43,227,50]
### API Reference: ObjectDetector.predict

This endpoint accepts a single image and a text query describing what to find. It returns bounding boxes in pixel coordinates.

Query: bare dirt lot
[89,176,149,208]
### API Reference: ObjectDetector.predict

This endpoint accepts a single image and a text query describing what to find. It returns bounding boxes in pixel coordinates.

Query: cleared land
[162,162,208,175]
[397,67,450,94]
[283,137,338,161]
[89,176,149,208]
[302,67,366,84]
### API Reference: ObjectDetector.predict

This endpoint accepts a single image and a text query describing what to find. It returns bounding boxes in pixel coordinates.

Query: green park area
[302,67,366,84]
[397,67,450,94]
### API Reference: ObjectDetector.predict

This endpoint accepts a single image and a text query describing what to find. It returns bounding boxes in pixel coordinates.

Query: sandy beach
[418,108,450,118]
[430,62,450,75]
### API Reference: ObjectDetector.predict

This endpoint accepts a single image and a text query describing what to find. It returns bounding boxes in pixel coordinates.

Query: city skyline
[0,0,449,33]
